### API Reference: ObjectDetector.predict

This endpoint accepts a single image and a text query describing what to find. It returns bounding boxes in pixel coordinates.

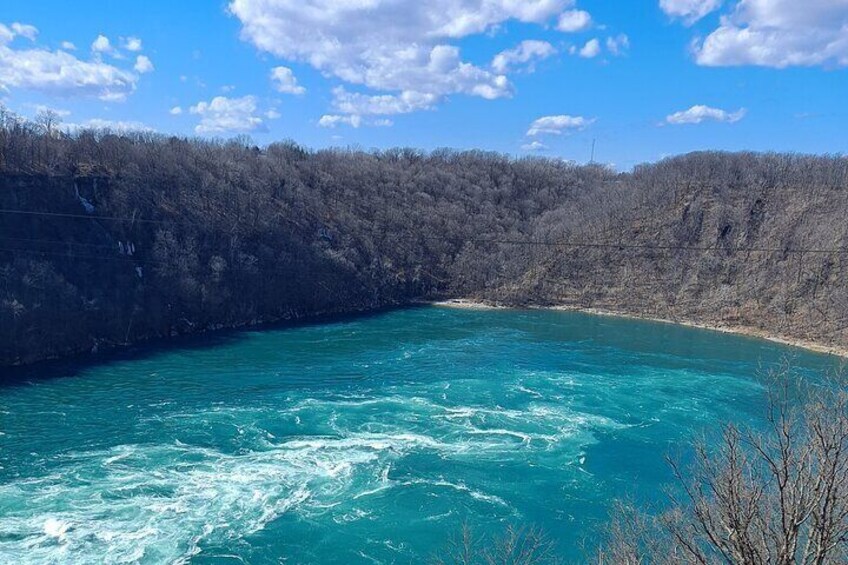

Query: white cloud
[270,66,305,95]
[578,38,601,58]
[659,0,722,24]
[10,23,38,41]
[331,87,440,116]
[169,106,183,115]
[317,114,394,128]
[664,104,746,124]
[557,9,592,32]
[606,34,630,56]
[527,114,594,135]
[60,41,76,50]
[0,25,14,44]
[318,114,363,128]
[521,140,548,151]
[492,40,556,73]
[265,108,281,119]
[64,118,154,132]
[692,0,848,68]
[189,95,267,134]
[1,22,38,44]
[134,55,153,73]
[123,37,143,52]
[91,35,117,56]
[0,25,139,101]
[228,0,574,116]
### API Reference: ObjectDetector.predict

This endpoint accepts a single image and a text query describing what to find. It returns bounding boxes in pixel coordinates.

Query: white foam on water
[515,385,544,398]
[400,478,513,510]
[0,427,504,562]
[42,517,69,540]
[0,438,398,564]
[357,550,383,564]
[423,510,454,522]
[333,508,371,524]
[467,428,535,444]
[0,381,625,564]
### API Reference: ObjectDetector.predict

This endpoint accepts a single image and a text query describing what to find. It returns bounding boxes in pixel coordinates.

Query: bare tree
[598,368,848,565]
[434,524,560,565]
[34,108,62,136]
[4,111,848,366]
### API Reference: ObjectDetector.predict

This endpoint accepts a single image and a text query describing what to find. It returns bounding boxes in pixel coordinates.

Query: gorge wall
[2,122,848,365]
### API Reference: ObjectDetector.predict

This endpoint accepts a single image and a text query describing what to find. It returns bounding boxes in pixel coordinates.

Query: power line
[0,235,121,249]
[0,208,180,224]
[3,207,848,255]
[0,207,300,227]
[3,233,847,340]
[2,230,847,257]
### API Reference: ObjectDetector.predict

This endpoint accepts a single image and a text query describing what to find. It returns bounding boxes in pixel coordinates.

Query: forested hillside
[2,108,848,365]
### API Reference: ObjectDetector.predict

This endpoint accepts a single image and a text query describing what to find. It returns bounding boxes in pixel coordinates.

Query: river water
[0,306,837,563]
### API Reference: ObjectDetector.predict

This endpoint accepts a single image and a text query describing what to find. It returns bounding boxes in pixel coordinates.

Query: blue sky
[1,0,846,170]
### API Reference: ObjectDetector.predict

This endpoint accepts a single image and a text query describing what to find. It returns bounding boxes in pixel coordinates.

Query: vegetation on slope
[2,108,848,365]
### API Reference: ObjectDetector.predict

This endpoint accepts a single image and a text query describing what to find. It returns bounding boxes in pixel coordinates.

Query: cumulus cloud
[60,41,76,50]
[492,40,556,73]
[527,114,594,136]
[318,114,363,128]
[318,114,393,128]
[228,0,582,119]
[659,0,723,24]
[521,140,548,151]
[134,55,153,73]
[270,66,305,95]
[578,38,601,58]
[692,0,848,68]
[91,35,117,57]
[169,106,183,115]
[557,9,592,32]
[123,37,143,52]
[331,87,440,116]
[0,23,140,101]
[664,104,746,124]
[189,95,267,134]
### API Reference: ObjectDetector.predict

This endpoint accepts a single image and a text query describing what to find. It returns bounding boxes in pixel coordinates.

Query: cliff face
[2,135,848,366]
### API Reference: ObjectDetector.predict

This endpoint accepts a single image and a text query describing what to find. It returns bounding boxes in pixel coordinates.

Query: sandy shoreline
[431,299,848,359]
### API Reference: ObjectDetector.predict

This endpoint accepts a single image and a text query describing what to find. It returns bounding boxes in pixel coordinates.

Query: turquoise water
[0,307,838,563]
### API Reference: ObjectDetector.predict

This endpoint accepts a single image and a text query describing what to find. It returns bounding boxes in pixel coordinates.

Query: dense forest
[2,107,848,365]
